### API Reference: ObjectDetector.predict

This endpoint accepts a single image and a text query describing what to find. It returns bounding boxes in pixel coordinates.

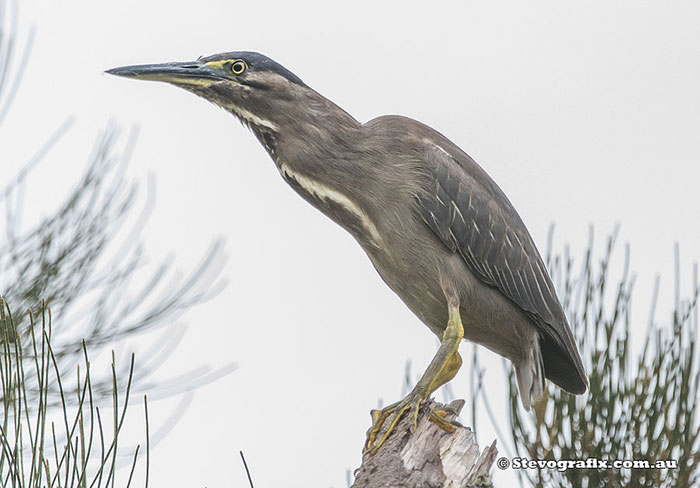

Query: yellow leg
[364,303,465,456]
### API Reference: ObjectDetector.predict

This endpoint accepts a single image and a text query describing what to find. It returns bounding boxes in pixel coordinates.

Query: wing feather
[415,143,587,393]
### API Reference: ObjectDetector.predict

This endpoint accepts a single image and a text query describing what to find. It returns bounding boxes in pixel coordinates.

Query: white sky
[3,1,700,486]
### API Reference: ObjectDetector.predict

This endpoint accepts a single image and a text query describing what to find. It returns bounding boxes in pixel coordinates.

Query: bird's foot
[364,394,456,456]
[364,303,465,456]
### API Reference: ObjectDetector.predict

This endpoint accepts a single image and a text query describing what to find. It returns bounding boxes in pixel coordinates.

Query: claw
[428,408,456,432]
[409,401,420,432]
[364,399,459,456]
[365,395,421,456]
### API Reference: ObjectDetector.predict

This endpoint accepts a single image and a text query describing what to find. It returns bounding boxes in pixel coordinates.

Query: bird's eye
[231,60,247,75]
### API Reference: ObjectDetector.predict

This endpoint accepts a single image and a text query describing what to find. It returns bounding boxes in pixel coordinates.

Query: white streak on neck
[230,105,277,131]
[279,163,384,249]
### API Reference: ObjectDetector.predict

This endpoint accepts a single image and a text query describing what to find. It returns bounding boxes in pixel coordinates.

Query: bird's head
[106,51,311,134]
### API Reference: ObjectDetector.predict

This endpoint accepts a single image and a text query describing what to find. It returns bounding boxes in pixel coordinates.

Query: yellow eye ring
[231,60,247,75]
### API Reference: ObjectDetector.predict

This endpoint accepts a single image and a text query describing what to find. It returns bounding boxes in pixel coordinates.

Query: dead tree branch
[352,399,497,488]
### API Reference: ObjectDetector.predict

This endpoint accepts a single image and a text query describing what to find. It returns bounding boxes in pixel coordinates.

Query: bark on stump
[352,399,497,488]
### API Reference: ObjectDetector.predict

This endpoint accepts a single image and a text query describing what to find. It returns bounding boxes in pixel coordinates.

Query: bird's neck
[248,93,386,248]
[256,90,363,176]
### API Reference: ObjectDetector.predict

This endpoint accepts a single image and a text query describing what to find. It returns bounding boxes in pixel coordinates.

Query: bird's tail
[515,336,545,411]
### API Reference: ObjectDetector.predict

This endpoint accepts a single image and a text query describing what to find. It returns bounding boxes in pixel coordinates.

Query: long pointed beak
[105,61,226,86]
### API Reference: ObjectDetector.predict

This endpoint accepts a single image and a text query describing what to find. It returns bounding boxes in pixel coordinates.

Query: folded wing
[416,143,587,394]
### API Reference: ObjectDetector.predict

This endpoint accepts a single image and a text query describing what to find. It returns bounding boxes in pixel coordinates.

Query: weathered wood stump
[352,399,497,488]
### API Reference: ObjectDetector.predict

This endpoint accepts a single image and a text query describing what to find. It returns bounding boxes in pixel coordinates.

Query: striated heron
[107,52,587,454]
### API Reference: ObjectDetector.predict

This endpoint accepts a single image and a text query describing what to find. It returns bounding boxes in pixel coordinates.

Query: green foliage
[508,229,700,488]
[0,0,231,412]
[0,299,149,487]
